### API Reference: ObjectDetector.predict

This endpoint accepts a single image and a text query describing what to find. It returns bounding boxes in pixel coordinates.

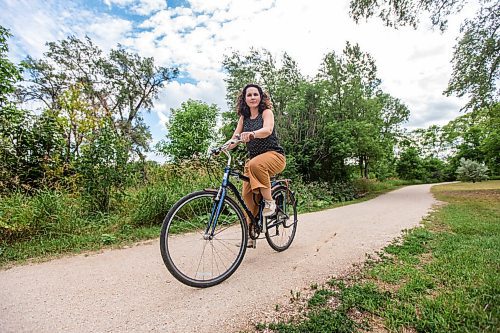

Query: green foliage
[222,43,409,183]
[0,26,28,191]
[445,2,499,111]
[20,35,178,168]
[308,289,335,308]
[130,183,173,226]
[396,147,448,182]
[349,0,467,31]
[266,309,358,333]
[396,147,424,180]
[0,189,83,243]
[0,26,21,104]
[100,233,117,245]
[410,125,450,159]
[156,99,218,162]
[78,117,131,212]
[456,158,489,182]
[293,180,357,212]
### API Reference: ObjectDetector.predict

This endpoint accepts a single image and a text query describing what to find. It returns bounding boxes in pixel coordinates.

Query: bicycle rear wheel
[265,185,298,251]
[160,190,247,288]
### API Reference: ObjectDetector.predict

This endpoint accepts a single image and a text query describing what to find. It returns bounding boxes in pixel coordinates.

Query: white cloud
[186,0,233,14]
[86,17,134,52]
[104,0,134,7]
[1,0,134,59]
[155,78,227,128]
[104,0,167,15]
[132,0,167,16]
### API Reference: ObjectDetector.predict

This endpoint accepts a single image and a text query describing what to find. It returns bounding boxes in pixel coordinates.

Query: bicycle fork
[204,166,231,240]
[203,186,226,240]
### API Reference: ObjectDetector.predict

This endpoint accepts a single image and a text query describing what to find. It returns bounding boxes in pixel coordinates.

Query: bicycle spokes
[161,191,247,287]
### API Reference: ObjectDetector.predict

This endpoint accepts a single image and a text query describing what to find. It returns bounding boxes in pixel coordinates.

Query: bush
[352,178,375,195]
[293,179,357,212]
[397,148,424,180]
[456,158,489,183]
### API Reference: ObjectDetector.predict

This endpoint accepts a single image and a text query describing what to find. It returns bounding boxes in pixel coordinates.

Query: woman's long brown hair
[236,84,272,117]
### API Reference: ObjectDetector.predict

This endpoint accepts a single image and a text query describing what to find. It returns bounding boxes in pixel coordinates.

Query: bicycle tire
[265,185,298,252]
[160,190,248,288]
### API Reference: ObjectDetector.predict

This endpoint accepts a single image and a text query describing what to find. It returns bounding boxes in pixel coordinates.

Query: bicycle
[159,137,298,288]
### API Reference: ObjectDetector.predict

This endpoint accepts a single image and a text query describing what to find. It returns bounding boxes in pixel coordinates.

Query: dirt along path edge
[0,184,440,333]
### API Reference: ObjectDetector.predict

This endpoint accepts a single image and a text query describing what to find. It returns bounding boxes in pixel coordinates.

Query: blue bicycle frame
[203,163,260,240]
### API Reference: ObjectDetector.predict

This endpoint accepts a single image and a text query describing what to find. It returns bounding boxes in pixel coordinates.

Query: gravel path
[0,184,439,333]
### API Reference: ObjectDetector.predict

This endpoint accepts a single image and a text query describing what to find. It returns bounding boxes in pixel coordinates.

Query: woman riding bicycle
[225,84,286,246]
[160,84,295,286]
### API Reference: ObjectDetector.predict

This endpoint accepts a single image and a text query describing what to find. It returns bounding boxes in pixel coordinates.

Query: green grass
[267,309,359,333]
[258,180,500,333]
[0,220,161,267]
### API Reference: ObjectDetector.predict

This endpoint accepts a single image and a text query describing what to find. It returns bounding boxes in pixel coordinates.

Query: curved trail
[0,184,439,333]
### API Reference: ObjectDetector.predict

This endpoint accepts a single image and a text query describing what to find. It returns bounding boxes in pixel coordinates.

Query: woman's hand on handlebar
[212,135,242,155]
[239,131,255,142]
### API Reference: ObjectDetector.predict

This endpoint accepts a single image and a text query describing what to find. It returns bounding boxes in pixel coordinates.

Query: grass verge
[255,180,500,333]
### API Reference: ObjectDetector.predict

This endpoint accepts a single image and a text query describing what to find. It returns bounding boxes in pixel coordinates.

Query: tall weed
[130,183,174,226]
[0,189,81,243]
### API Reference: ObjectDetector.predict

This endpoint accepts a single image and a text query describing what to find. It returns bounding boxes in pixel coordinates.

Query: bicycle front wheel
[160,190,247,288]
[265,185,298,252]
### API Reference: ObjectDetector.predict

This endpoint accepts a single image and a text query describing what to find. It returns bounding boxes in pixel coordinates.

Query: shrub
[352,178,375,195]
[0,192,34,241]
[397,148,424,180]
[456,158,489,183]
[293,179,357,212]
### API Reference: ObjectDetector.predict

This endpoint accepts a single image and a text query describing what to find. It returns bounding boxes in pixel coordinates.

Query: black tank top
[242,112,285,159]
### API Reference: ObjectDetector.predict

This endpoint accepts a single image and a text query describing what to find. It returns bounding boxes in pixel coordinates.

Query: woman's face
[245,87,261,109]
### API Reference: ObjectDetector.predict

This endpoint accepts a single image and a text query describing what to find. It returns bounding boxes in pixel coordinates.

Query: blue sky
[1,0,474,161]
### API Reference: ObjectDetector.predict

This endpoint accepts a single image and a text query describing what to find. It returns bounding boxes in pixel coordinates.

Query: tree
[0,26,31,191]
[442,104,500,176]
[411,125,449,159]
[480,103,500,175]
[78,117,131,212]
[318,43,409,179]
[349,0,499,112]
[397,147,424,180]
[157,100,218,162]
[20,36,179,160]
[0,26,21,108]
[350,0,468,31]
[445,3,499,111]
[456,158,489,182]
[56,85,100,165]
[222,44,409,182]
[421,156,446,182]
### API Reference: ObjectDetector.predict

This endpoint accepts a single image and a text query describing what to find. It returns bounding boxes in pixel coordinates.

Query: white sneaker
[262,200,276,217]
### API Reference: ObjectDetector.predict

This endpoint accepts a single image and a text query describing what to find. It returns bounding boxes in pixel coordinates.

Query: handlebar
[210,134,245,167]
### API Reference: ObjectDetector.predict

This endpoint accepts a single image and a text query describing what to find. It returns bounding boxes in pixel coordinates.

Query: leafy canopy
[157,99,218,163]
